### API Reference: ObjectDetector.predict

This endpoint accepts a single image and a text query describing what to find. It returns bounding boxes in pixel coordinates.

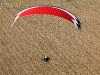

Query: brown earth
[0,0,100,75]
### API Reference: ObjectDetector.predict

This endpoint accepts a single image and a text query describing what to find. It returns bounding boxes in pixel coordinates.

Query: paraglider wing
[11,6,81,30]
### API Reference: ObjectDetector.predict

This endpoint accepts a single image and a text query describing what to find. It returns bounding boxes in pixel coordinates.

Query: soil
[0,0,100,75]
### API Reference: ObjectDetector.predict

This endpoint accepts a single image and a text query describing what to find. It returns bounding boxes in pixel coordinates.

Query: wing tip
[11,22,14,27]
[78,26,82,31]
[75,18,82,31]
[11,18,16,27]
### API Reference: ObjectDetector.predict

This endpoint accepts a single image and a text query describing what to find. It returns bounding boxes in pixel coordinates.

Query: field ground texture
[0,0,100,75]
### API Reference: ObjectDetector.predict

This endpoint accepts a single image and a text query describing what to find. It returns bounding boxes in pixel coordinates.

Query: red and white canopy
[12,6,81,30]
